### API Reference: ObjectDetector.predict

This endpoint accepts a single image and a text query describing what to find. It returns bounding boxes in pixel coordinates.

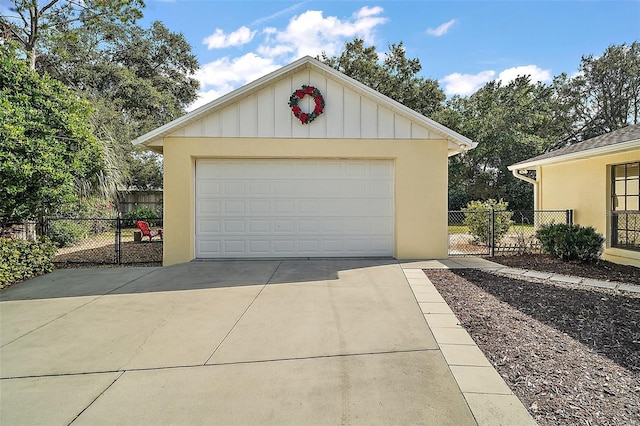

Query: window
[611,161,640,251]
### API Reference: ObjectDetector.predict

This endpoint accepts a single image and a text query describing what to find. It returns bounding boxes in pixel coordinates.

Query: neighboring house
[509,124,640,267]
[134,56,476,266]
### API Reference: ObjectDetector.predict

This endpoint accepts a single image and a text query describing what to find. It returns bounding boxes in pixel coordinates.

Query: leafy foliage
[463,199,513,244]
[0,0,144,70]
[536,224,604,262]
[0,44,103,220]
[549,42,640,148]
[324,39,639,211]
[123,205,159,227]
[47,220,88,247]
[437,76,566,210]
[37,19,198,193]
[0,238,57,288]
[320,38,445,117]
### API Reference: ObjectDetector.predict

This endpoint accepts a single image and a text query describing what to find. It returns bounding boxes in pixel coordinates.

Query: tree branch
[38,0,61,17]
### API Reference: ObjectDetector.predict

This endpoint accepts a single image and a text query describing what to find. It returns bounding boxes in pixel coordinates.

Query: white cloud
[427,19,457,36]
[498,65,551,84]
[193,53,280,99]
[441,65,552,96]
[187,89,226,112]
[192,6,388,109]
[355,5,384,18]
[260,6,388,59]
[188,53,280,111]
[441,71,496,96]
[203,26,256,49]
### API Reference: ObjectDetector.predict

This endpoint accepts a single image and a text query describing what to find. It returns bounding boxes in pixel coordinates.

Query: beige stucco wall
[537,148,640,266]
[162,137,448,265]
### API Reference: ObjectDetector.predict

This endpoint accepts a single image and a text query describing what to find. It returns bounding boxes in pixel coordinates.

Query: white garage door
[195,159,394,258]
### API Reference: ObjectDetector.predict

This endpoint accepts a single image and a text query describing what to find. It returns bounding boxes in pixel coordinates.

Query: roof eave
[508,139,640,171]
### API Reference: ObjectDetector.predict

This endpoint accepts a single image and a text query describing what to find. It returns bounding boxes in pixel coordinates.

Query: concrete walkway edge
[401,259,537,426]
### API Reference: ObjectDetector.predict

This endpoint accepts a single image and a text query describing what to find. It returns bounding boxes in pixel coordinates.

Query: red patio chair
[136,221,163,242]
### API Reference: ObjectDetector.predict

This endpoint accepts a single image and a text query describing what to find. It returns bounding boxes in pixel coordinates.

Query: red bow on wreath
[289,85,325,124]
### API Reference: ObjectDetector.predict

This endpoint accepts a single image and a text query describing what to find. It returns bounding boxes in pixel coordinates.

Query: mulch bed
[494,254,640,286]
[53,240,162,268]
[425,263,640,426]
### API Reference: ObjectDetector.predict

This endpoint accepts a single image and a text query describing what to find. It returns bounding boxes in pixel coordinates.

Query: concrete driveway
[1,259,475,425]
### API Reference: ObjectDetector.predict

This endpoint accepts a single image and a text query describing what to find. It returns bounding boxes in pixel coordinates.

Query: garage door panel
[370,181,394,197]
[196,199,221,214]
[196,181,222,196]
[247,181,267,194]
[223,182,245,195]
[198,219,221,234]
[195,159,394,258]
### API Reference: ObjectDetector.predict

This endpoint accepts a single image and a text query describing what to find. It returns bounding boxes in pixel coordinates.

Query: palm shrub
[463,199,513,244]
[536,224,604,262]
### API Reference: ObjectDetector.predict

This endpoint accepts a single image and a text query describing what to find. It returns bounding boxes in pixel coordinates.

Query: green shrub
[536,223,604,262]
[0,238,57,288]
[463,199,513,244]
[48,220,87,247]
[123,206,159,227]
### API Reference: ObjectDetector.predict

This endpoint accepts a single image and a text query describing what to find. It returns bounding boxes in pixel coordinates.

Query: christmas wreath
[288,85,325,124]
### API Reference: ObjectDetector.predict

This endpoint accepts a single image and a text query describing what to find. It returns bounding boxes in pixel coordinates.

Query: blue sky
[140,0,640,110]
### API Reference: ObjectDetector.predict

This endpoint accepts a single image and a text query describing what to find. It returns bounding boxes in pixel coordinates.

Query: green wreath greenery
[288,85,325,124]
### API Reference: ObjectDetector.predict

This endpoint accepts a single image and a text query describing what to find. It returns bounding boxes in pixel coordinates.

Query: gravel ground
[425,256,640,426]
[53,240,162,268]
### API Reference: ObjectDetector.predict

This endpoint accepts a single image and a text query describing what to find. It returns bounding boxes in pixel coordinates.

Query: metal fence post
[490,209,496,257]
[115,216,122,264]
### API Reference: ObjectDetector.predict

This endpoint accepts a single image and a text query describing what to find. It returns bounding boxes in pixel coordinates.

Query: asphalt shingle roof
[511,124,640,167]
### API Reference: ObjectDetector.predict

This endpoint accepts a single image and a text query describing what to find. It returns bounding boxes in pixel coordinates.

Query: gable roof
[509,124,640,171]
[133,56,476,156]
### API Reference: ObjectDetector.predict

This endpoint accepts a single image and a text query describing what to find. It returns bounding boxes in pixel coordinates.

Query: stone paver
[465,394,537,426]
[523,270,554,279]
[403,260,537,426]
[424,313,462,328]
[495,266,639,294]
[450,366,513,394]
[439,344,493,367]
[550,275,583,284]
[619,284,640,293]
[582,279,617,289]
[430,327,477,346]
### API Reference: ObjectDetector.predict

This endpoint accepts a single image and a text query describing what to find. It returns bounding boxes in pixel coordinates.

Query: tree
[549,41,640,148]
[0,44,103,220]
[436,76,564,210]
[0,0,144,70]
[29,18,199,194]
[320,38,445,117]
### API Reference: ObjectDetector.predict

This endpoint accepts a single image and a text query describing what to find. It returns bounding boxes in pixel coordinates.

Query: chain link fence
[449,209,573,257]
[42,217,163,266]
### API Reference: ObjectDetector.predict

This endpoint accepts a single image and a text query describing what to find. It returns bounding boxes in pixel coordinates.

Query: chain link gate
[448,209,573,257]
[43,217,163,265]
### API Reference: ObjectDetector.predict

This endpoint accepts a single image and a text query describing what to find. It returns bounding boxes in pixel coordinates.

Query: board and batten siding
[172,69,437,141]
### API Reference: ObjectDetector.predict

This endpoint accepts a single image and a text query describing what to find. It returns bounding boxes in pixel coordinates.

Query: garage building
[134,56,476,265]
